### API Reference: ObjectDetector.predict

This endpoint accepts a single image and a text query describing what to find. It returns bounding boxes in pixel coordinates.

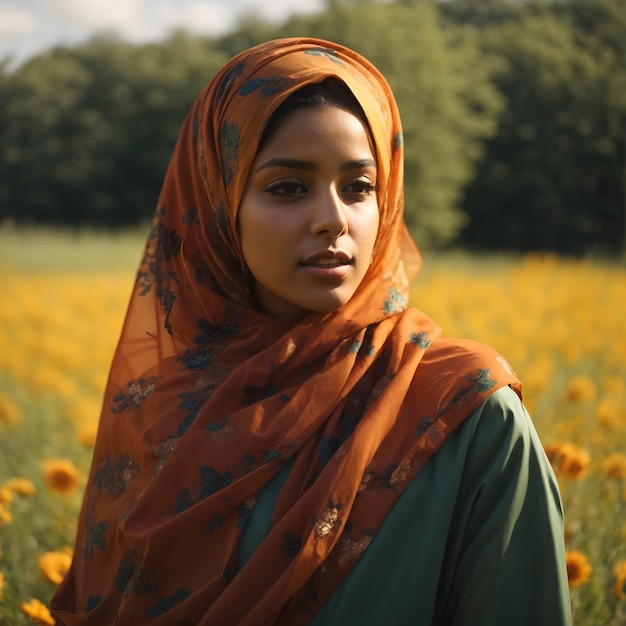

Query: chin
[310,291,354,313]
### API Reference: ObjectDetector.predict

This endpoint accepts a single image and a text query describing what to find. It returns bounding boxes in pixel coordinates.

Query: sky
[0,0,326,69]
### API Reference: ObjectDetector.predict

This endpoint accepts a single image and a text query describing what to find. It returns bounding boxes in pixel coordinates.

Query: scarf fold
[51,37,520,625]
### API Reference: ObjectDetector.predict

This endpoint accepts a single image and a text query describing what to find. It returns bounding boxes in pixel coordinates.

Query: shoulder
[464,385,531,445]
[423,336,517,377]
[406,334,522,423]
[458,385,551,486]
[406,331,520,390]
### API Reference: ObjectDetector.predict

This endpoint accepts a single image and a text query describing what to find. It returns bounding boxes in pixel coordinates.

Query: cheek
[239,211,281,271]
[358,208,380,258]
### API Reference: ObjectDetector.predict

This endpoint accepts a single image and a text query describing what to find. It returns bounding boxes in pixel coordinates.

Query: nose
[311,188,348,239]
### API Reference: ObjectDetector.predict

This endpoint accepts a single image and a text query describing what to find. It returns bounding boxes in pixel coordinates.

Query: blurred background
[1,0,625,255]
[1,1,626,625]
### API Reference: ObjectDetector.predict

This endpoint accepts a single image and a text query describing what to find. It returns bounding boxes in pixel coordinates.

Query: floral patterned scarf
[51,37,521,625]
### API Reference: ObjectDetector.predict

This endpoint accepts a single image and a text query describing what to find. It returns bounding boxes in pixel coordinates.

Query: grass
[0,224,147,271]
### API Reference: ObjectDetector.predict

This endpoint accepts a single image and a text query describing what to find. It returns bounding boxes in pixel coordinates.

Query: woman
[51,38,571,625]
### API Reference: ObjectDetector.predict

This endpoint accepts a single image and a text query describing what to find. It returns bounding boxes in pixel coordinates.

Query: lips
[301,249,352,267]
[312,258,346,266]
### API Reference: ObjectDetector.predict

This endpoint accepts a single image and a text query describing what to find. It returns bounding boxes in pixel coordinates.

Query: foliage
[1,228,625,625]
[0,33,228,227]
[0,0,625,254]
[440,0,626,255]
[0,0,501,247]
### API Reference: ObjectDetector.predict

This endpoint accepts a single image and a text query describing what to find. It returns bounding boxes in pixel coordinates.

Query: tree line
[1,0,624,256]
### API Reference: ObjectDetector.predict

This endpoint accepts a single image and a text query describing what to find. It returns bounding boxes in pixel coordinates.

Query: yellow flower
[544,441,591,480]
[3,477,36,497]
[0,570,4,598]
[20,597,56,625]
[603,453,626,481]
[565,374,596,403]
[0,392,21,424]
[560,446,591,480]
[566,550,592,587]
[544,440,566,465]
[76,421,99,448]
[38,549,73,585]
[0,485,14,506]
[43,459,80,495]
[594,399,620,428]
[0,504,12,525]
[614,560,626,600]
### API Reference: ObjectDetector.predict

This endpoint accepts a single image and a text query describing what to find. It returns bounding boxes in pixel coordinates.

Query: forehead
[255,106,376,161]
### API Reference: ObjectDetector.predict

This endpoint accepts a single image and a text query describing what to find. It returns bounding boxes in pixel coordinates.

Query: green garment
[237,386,572,626]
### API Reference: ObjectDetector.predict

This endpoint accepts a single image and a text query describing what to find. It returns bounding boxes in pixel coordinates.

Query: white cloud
[0,8,38,38]
[0,0,326,69]
[43,0,238,43]
[237,0,325,23]
[137,1,235,39]
[46,0,326,41]
[47,0,143,30]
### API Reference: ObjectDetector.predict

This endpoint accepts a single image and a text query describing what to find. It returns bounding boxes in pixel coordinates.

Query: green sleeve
[238,386,572,626]
[432,385,572,626]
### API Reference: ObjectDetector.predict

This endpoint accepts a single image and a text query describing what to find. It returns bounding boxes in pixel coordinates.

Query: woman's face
[238,105,380,317]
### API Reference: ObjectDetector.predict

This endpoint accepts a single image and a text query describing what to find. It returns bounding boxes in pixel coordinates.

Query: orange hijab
[52,38,520,625]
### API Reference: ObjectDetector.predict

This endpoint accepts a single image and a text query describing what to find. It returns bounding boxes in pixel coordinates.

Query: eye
[344,177,378,198]
[265,178,308,198]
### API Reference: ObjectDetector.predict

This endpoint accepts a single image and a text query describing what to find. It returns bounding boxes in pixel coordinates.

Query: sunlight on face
[238,105,379,317]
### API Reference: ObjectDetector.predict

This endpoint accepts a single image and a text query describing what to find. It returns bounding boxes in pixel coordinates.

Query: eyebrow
[254,157,377,173]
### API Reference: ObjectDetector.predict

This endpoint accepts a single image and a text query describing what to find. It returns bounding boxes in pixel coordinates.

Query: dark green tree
[0,32,228,227]
[4,0,623,254]
[440,0,626,255]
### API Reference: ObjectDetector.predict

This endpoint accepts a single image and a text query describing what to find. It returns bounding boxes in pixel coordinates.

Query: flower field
[0,227,625,625]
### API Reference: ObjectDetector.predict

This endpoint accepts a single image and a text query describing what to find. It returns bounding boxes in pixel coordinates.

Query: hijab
[51,37,521,625]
